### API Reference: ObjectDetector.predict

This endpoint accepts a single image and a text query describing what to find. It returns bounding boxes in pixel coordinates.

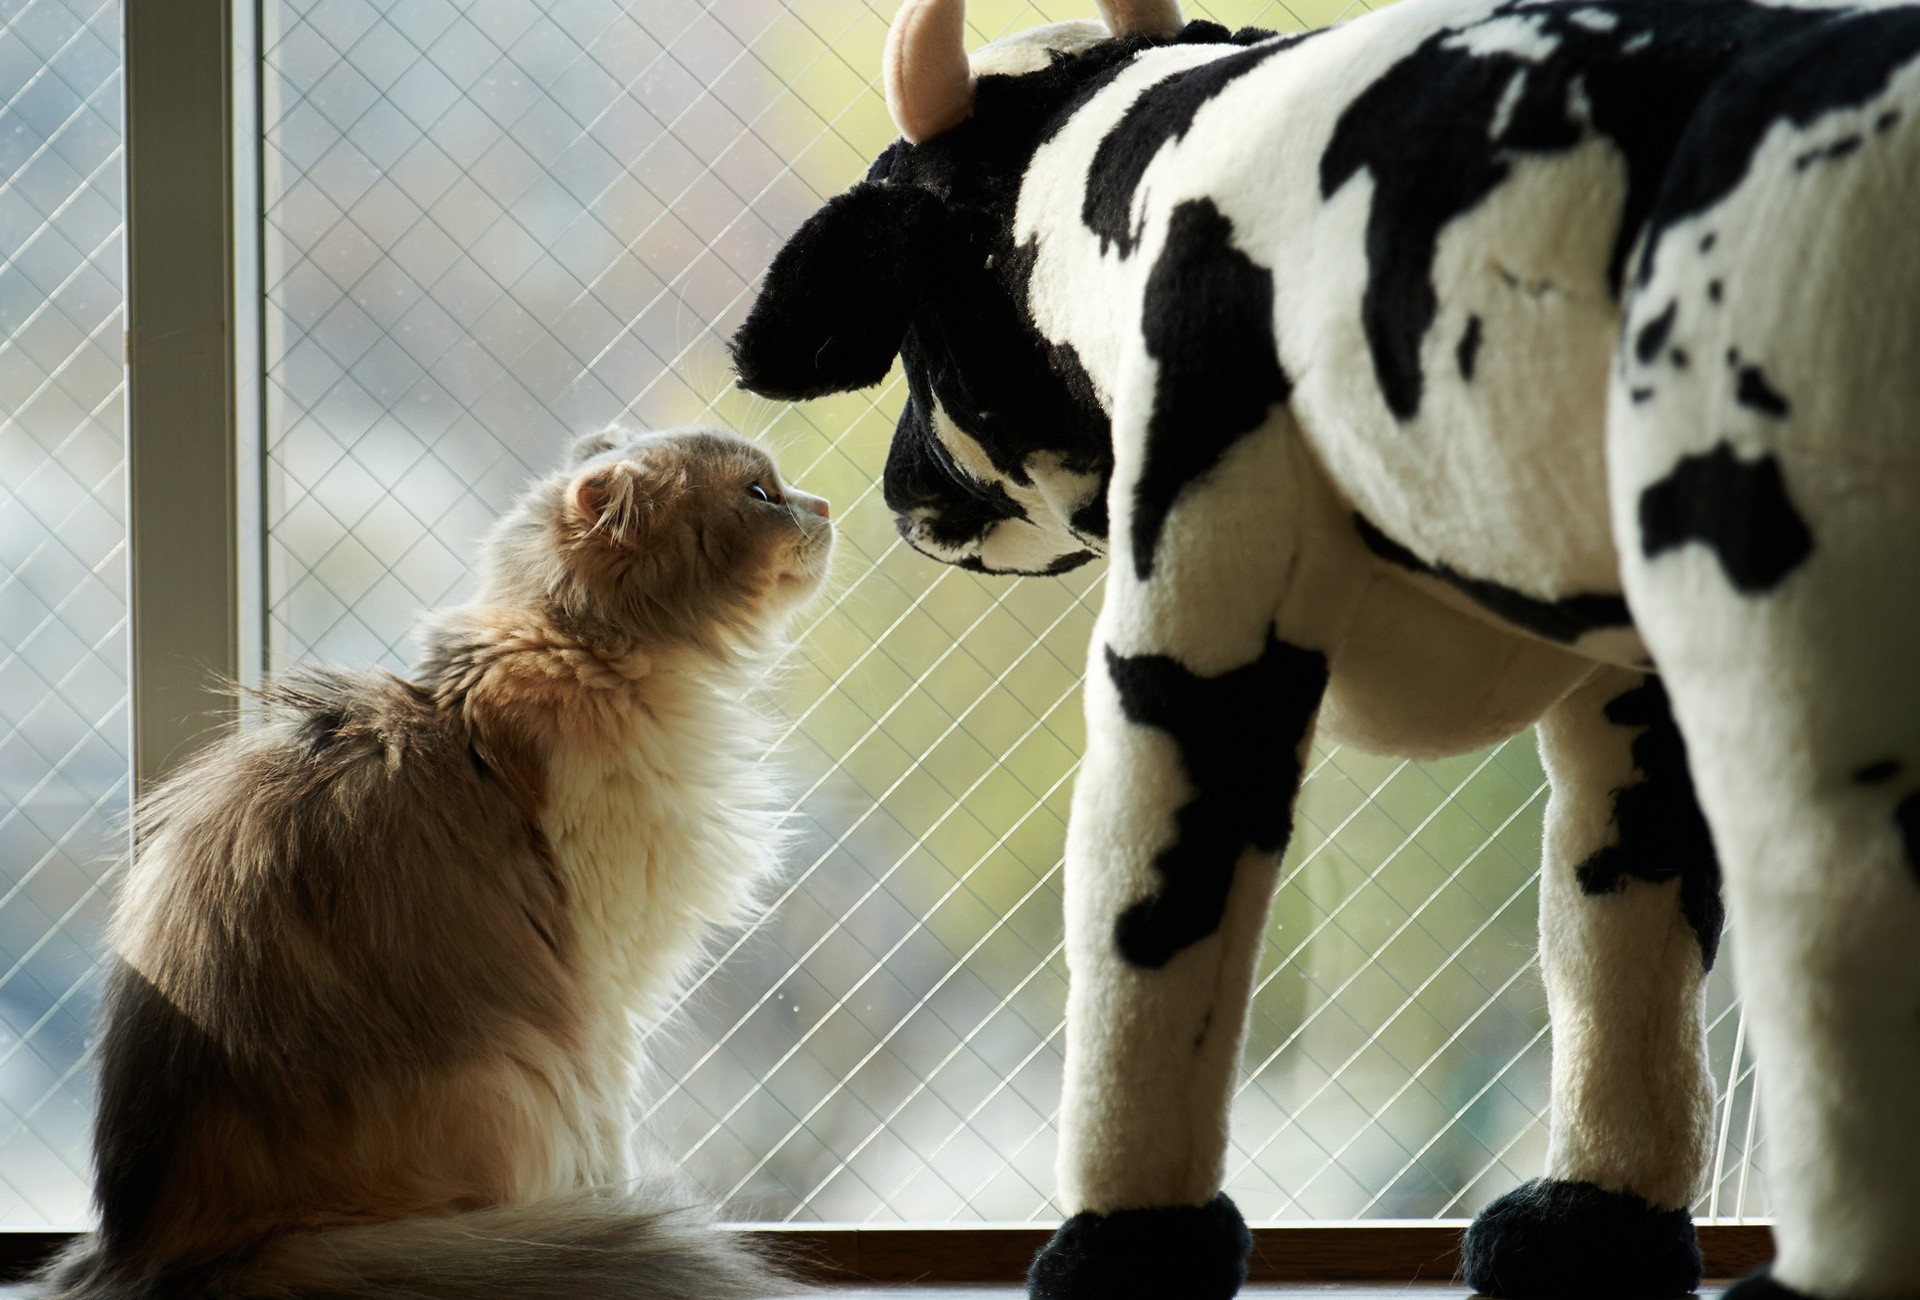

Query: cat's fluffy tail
[32,1189,797,1300]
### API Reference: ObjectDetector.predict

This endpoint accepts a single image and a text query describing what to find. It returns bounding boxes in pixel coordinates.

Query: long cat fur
[33,428,834,1299]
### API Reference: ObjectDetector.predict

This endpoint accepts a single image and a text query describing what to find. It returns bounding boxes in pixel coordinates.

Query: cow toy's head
[732,0,1228,575]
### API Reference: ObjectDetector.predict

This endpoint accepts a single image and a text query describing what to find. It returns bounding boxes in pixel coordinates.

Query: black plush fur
[1105,631,1327,969]
[1132,198,1292,580]
[729,182,946,399]
[1637,441,1814,594]
[734,22,1276,564]
[1319,0,1836,419]
[732,23,1219,415]
[1082,32,1314,257]
[1352,514,1633,645]
[1898,790,1920,883]
[1461,1178,1702,1300]
[1575,677,1725,970]
[1027,1193,1252,1300]
[1636,5,1920,282]
[1722,1270,1823,1300]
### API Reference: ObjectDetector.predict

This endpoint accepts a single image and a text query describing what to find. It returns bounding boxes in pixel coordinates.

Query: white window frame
[123,0,263,793]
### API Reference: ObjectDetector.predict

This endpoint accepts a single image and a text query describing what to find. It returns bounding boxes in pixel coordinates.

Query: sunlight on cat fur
[39,428,832,1300]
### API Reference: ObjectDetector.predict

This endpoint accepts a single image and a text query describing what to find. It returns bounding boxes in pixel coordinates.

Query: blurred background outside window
[0,0,128,1227]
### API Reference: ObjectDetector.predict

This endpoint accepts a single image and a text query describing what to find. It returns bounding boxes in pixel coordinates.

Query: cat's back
[116,666,575,1067]
[95,668,590,1258]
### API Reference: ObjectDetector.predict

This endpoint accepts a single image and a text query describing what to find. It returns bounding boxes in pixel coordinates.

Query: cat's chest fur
[537,665,781,1026]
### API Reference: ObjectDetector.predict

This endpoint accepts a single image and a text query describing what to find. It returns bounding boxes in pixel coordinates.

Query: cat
[35,427,834,1300]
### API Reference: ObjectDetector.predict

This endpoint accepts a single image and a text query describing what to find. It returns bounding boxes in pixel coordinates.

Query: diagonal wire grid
[258,0,1769,1225]
[0,0,129,1229]
[0,0,1771,1230]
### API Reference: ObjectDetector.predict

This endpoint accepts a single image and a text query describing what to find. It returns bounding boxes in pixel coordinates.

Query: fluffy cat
[36,427,834,1300]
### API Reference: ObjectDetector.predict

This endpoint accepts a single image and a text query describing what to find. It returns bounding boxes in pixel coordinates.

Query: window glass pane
[259,0,1763,1224]
[0,0,127,1230]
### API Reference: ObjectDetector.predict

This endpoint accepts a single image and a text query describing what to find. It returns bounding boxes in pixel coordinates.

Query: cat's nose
[791,490,830,519]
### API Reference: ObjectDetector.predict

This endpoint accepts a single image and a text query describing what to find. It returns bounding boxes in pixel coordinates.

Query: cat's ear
[571,463,654,543]
[730,182,946,400]
[570,427,630,465]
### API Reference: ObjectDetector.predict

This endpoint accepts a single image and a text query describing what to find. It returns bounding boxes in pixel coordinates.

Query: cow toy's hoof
[1026,1193,1251,1300]
[1721,1271,1822,1300]
[1461,1178,1702,1299]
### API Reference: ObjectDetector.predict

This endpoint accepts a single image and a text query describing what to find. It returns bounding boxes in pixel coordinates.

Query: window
[0,0,127,1228]
[2,0,1765,1231]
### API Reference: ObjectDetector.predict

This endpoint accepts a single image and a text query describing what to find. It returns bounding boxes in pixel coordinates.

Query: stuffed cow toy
[731,0,1920,1296]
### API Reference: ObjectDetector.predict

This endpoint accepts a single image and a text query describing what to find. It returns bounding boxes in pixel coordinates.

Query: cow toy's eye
[748,482,780,504]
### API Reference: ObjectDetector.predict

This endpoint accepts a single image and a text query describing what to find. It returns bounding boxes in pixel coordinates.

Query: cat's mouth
[766,517,834,608]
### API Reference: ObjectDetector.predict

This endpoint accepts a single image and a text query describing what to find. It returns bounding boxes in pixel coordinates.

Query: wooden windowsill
[0,1223,1774,1286]
[753,1223,1773,1284]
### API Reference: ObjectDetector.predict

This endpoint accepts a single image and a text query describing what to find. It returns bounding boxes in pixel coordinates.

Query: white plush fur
[1611,54,1920,1291]
[1059,421,1306,1212]
[1536,667,1712,1212]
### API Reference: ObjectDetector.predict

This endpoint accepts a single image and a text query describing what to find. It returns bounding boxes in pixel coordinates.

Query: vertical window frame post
[123,0,262,794]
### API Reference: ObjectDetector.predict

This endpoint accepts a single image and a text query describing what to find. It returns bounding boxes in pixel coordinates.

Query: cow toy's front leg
[1027,331,1329,1296]
[1464,666,1719,1300]
[1029,616,1325,1300]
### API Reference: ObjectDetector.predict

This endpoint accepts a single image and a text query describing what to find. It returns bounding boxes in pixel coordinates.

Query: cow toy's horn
[1095,0,1183,36]
[884,0,976,143]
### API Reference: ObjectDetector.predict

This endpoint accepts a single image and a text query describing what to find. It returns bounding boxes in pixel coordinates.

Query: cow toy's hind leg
[1620,452,1920,1300]
[1464,666,1719,1300]
[1612,63,1920,1291]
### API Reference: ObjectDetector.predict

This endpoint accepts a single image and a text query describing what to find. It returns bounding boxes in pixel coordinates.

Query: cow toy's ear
[731,182,944,401]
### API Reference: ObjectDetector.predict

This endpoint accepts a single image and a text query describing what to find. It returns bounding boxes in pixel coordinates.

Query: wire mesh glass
[252,0,1767,1227]
[0,0,127,1230]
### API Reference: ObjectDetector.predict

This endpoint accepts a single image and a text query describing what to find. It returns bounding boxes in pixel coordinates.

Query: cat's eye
[747,482,780,504]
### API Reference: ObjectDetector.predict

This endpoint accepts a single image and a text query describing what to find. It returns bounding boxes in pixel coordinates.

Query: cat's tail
[32,1189,799,1300]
